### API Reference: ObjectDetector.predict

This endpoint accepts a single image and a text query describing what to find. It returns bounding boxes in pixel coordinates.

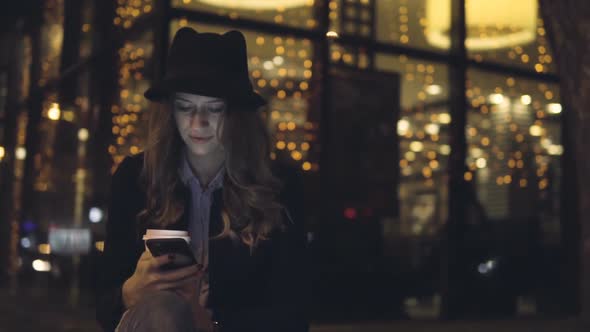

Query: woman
[96,27,309,332]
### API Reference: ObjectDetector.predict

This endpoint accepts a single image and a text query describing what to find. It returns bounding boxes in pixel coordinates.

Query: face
[173,92,226,159]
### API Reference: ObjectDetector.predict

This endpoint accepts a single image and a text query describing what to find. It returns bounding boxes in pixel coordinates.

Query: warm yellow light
[63,111,75,122]
[426,0,538,50]
[529,125,543,136]
[409,141,424,152]
[78,128,89,142]
[520,95,532,105]
[425,84,442,95]
[476,158,487,169]
[48,103,61,121]
[291,151,303,160]
[16,147,26,160]
[301,142,310,151]
[439,144,451,155]
[197,0,309,10]
[302,162,312,171]
[38,243,51,255]
[397,119,410,136]
[287,142,297,150]
[547,103,562,114]
[0,146,4,160]
[438,113,451,124]
[276,141,286,150]
[326,31,339,38]
[464,172,473,181]
[488,93,505,105]
[95,241,105,252]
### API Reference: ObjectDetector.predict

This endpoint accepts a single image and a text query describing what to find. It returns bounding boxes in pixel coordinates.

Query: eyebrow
[175,96,225,104]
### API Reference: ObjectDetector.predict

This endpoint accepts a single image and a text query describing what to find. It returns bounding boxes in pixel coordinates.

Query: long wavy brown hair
[137,100,286,248]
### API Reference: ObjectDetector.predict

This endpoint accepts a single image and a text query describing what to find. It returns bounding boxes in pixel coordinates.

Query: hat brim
[144,79,267,110]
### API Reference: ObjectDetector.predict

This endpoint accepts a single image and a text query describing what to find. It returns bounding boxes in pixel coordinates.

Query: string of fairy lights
[113,0,154,29]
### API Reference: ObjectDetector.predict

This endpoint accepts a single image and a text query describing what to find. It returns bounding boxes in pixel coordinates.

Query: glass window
[113,0,155,30]
[39,0,64,86]
[329,0,451,52]
[110,31,154,171]
[169,20,316,172]
[466,1,556,73]
[464,69,562,316]
[172,0,318,30]
[376,54,450,319]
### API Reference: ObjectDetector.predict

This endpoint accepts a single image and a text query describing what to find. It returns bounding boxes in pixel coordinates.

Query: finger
[153,276,199,292]
[148,254,175,270]
[154,265,202,283]
[138,250,152,261]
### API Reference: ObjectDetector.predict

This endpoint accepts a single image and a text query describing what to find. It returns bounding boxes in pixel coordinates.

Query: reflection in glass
[173,0,317,29]
[375,54,450,319]
[465,1,556,73]
[113,0,154,30]
[110,31,154,172]
[465,69,562,316]
[330,0,450,52]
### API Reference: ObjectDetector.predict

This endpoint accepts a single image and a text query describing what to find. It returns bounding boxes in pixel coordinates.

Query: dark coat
[95,153,309,332]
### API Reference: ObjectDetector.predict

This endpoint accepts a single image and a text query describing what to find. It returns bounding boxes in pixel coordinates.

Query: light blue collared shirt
[179,152,225,266]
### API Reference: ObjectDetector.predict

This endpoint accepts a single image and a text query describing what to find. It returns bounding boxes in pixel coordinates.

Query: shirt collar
[179,150,225,192]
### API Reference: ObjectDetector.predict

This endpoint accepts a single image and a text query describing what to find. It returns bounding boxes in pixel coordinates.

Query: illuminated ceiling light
[426,0,537,50]
[547,103,562,114]
[488,93,505,105]
[78,128,89,142]
[197,0,309,10]
[425,84,442,95]
[0,146,5,160]
[520,95,532,105]
[326,31,339,38]
[48,103,61,121]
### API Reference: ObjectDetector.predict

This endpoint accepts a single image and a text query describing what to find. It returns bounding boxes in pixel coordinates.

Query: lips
[189,136,213,143]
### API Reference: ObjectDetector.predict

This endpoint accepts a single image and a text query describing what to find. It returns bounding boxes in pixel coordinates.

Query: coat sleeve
[95,156,144,332]
[219,166,310,332]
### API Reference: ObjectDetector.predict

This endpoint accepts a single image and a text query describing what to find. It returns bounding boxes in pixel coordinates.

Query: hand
[121,250,203,309]
[172,271,216,332]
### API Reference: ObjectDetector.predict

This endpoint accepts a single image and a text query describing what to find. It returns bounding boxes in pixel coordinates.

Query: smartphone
[145,238,198,271]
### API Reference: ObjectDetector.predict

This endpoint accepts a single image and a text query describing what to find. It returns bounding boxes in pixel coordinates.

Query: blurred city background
[0,0,587,331]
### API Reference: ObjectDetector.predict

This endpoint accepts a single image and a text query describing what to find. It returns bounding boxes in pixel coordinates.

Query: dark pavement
[0,284,586,332]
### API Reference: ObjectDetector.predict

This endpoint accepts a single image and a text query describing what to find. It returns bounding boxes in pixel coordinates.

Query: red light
[344,208,357,219]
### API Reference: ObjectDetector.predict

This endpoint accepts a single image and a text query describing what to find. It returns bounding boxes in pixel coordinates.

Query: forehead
[174,92,225,104]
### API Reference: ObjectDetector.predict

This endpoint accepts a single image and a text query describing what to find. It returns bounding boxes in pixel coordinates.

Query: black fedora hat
[144,27,266,109]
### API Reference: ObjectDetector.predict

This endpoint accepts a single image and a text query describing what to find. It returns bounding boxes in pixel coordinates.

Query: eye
[174,103,193,112]
[208,106,225,113]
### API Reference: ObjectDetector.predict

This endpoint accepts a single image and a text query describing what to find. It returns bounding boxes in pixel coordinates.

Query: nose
[189,111,210,129]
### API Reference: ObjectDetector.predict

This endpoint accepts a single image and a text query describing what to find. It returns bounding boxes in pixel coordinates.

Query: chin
[188,145,214,157]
